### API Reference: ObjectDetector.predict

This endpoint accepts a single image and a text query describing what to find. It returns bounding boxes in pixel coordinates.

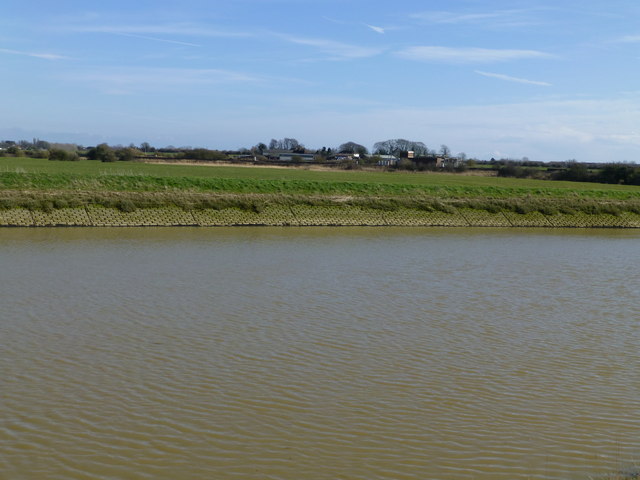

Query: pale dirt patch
[456,169,497,176]
[138,159,499,176]
[138,160,338,171]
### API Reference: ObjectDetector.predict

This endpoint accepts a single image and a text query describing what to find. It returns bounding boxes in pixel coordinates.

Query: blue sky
[2,0,640,162]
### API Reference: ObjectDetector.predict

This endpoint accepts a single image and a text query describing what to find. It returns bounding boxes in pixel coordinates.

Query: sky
[2,0,640,162]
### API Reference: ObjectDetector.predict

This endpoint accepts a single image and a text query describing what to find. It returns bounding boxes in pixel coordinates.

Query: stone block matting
[619,212,640,227]
[86,205,196,226]
[3,205,640,228]
[32,208,92,226]
[379,208,468,226]
[0,208,34,226]
[291,205,386,226]
[582,213,633,228]
[503,211,552,227]
[544,212,592,228]
[458,209,512,227]
[193,205,297,226]
[544,212,631,228]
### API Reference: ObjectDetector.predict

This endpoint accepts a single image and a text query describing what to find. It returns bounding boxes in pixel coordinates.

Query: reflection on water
[1,227,639,480]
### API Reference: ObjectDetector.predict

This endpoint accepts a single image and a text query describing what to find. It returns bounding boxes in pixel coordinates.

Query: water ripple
[2,228,640,479]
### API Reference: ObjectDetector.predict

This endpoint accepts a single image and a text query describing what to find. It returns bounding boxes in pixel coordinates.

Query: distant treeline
[553,162,640,185]
[496,160,640,186]
[3,138,640,187]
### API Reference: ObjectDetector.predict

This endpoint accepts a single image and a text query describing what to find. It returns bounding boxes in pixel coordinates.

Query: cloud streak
[410,9,542,28]
[365,24,385,34]
[66,23,252,39]
[0,48,68,60]
[397,46,554,64]
[475,70,552,86]
[67,67,261,94]
[616,34,640,43]
[112,32,202,47]
[277,34,383,59]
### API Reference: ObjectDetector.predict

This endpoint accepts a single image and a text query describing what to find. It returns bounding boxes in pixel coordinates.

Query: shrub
[116,148,137,162]
[87,143,117,162]
[31,149,50,159]
[49,148,79,161]
[40,200,54,213]
[182,149,228,161]
[53,198,69,209]
[117,199,137,212]
[6,145,24,157]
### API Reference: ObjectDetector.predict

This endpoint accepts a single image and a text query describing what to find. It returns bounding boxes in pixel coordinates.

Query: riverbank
[2,158,640,227]
[2,200,640,227]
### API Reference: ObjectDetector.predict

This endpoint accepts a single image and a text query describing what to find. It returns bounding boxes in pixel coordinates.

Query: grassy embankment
[2,157,640,227]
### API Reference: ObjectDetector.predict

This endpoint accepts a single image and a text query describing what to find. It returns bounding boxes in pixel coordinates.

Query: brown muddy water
[1,227,639,480]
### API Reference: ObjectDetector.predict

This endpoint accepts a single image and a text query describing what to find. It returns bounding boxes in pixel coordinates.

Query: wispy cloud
[259,93,388,111]
[410,9,541,28]
[67,67,261,94]
[475,70,552,86]
[65,23,251,39]
[616,34,640,43]
[278,34,383,60]
[0,48,68,60]
[322,16,349,25]
[112,32,202,47]
[397,46,554,64]
[324,16,397,34]
[365,24,385,34]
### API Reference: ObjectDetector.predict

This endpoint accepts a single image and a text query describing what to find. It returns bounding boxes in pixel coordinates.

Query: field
[3,157,640,194]
[2,157,640,227]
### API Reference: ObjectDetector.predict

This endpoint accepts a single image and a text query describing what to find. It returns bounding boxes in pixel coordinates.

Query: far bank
[1,157,640,228]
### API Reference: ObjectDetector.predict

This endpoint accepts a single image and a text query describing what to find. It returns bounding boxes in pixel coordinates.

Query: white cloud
[475,70,552,86]
[0,48,68,60]
[278,34,383,59]
[325,18,391,35]
[65,23,251,39]
[397,46,555,64]
[112,32,202,47]
[253,94,387,110]
[617,34,640,43]
[365,24,385,34]
[409,9,542,28]
[66,67,261,94]
[412,11,510,24]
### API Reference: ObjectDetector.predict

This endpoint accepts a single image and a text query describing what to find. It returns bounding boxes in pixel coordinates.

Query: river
[1,227,639,480]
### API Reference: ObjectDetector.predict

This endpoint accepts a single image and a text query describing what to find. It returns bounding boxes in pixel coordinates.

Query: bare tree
[282,138,299,151]
[267,138,303,151]
[338,141,369,155]
[253,143,267,154]
[373,139,428,156]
